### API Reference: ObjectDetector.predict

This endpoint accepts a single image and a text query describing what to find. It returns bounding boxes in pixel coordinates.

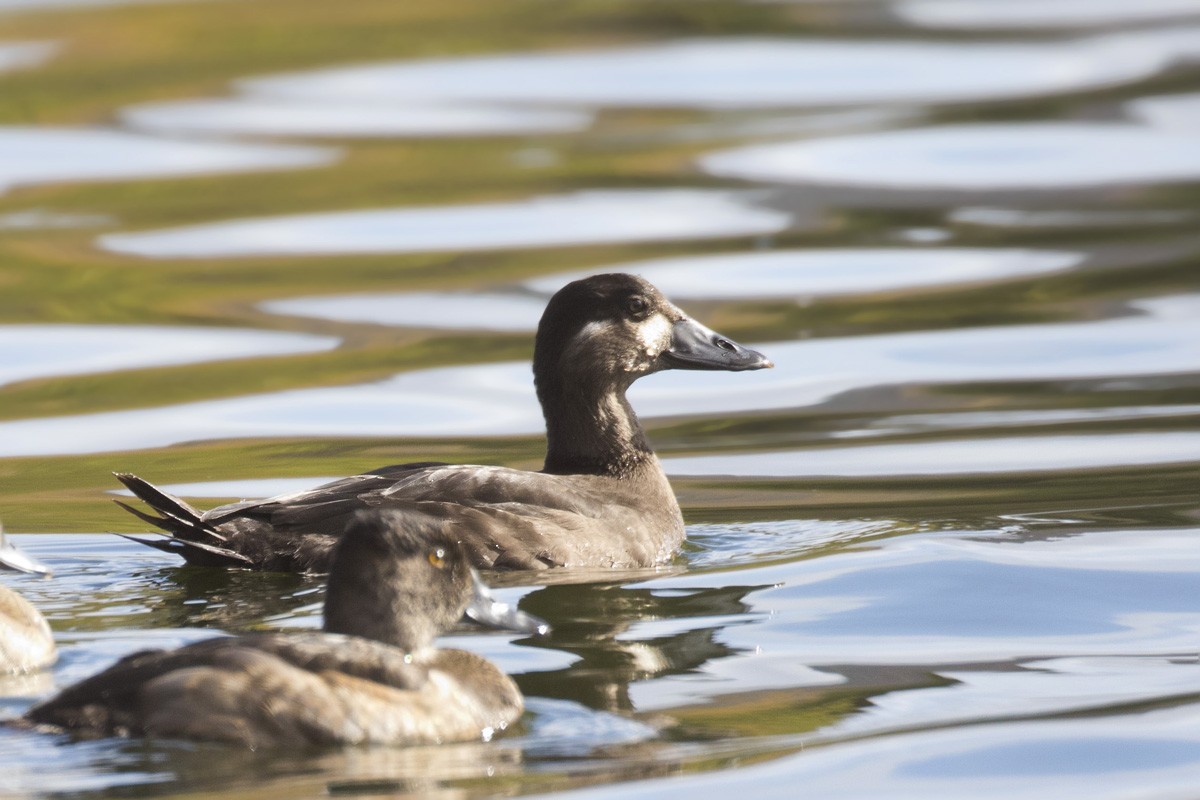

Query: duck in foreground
[25,508,546,747]
[116,273,773,572]
[0,524,55,674]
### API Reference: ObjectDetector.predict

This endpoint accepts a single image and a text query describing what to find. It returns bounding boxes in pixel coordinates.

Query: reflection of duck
[0,525,55,675]
[516,582,758,713]
[25,508,546,747]
[116,273,772,573]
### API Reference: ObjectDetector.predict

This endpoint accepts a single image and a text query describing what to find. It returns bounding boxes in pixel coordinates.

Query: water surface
[0,41,54,73]
[3,293,1195,457]
[2,2,1200,798]
[264,248,1084,329]
[237,36,1181,108]
[0,127,337,195]
[0,325,338,387]
[701,123,1200,189]
[120,97,594,139]
[896,0,1200,29]
[100,189,792,259]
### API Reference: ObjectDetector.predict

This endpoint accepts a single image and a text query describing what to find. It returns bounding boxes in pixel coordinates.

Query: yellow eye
[428,548,446,569]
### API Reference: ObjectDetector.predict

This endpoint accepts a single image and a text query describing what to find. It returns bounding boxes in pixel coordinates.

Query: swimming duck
[25,508,546,747]
[116,273,772,572]
[0,524,56,674]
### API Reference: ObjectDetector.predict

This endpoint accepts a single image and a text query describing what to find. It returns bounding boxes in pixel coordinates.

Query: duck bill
[0,534,51,577]
[661,317,773,372]
[464,569,550,636]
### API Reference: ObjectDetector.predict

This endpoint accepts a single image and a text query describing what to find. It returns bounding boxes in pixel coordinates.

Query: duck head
[533,273,772,476]
[534,272,772,392]
[323,509,547,653]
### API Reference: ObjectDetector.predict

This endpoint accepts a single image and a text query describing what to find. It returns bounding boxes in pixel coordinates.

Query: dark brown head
[533,273,772,399]
[323,509,545,652]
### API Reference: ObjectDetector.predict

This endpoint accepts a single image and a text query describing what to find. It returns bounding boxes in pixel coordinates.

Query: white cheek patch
[562,314,674,374]
[636,313,673,357]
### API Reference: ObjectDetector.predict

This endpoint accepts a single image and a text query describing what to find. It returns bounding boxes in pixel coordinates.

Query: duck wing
[115,464,445,571]
[378,464,679,570]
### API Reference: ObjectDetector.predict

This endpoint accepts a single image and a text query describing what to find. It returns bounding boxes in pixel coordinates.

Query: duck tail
[112,473,253,567]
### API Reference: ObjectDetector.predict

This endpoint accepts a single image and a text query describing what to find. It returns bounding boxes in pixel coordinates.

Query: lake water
[1,1,1199,798]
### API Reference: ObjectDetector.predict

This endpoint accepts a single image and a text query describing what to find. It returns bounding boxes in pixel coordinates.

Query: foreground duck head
[534,273,772,475]
[323,509,547,652]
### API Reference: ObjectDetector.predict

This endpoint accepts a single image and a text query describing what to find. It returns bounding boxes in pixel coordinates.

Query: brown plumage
[115,273,773,573]
[25,508,545,748]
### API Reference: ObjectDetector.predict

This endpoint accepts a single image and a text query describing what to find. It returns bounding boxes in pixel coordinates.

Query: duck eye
[626,296,649,318]
[428,548,446,569]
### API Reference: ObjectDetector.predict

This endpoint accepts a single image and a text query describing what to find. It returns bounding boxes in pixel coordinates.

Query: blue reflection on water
[777,560,1198,637]
[899,737,1200,777]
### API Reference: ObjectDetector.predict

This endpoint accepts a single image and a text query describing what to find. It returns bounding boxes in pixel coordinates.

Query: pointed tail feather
[113,472,201,520]
[113,472,249,567]
[116,534,254,568]
[112,473,227,543]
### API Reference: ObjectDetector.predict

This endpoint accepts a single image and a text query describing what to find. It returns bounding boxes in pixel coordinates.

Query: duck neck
[538,379,656,477]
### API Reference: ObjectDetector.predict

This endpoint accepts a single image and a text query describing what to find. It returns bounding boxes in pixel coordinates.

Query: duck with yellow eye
[24,508,546,748]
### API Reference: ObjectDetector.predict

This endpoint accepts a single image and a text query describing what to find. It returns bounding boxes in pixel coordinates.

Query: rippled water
[0,128,337,195]
[2,1,1200,798]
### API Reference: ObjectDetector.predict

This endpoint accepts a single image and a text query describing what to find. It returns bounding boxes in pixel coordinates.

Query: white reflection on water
[0,208,115,229]
[0,128,337,195]
[1129,91,1200,133]
[700,123,1200,190]
[848,403,1200,438]
[949,207,1191,229]
[0,295,1198,456]
[0,41,55,73]
[527,248,1083,299]
[263,248,1083,330]
[898,0,1200,30]
[662,432,1200,477]
[262,290,547,331]
[98,189,792,259]
[0,325,339,387]
[120,97,594,139]
[238,36,1171,109]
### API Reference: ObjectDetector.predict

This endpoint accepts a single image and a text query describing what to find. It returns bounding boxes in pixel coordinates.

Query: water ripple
[238,36,1175,109]
[701,123,1200,190]
[1,294,1197,456]
[0,127,337,196]
[262,248,1083,330]
[0,324,339,387]
[99,189,792,259]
